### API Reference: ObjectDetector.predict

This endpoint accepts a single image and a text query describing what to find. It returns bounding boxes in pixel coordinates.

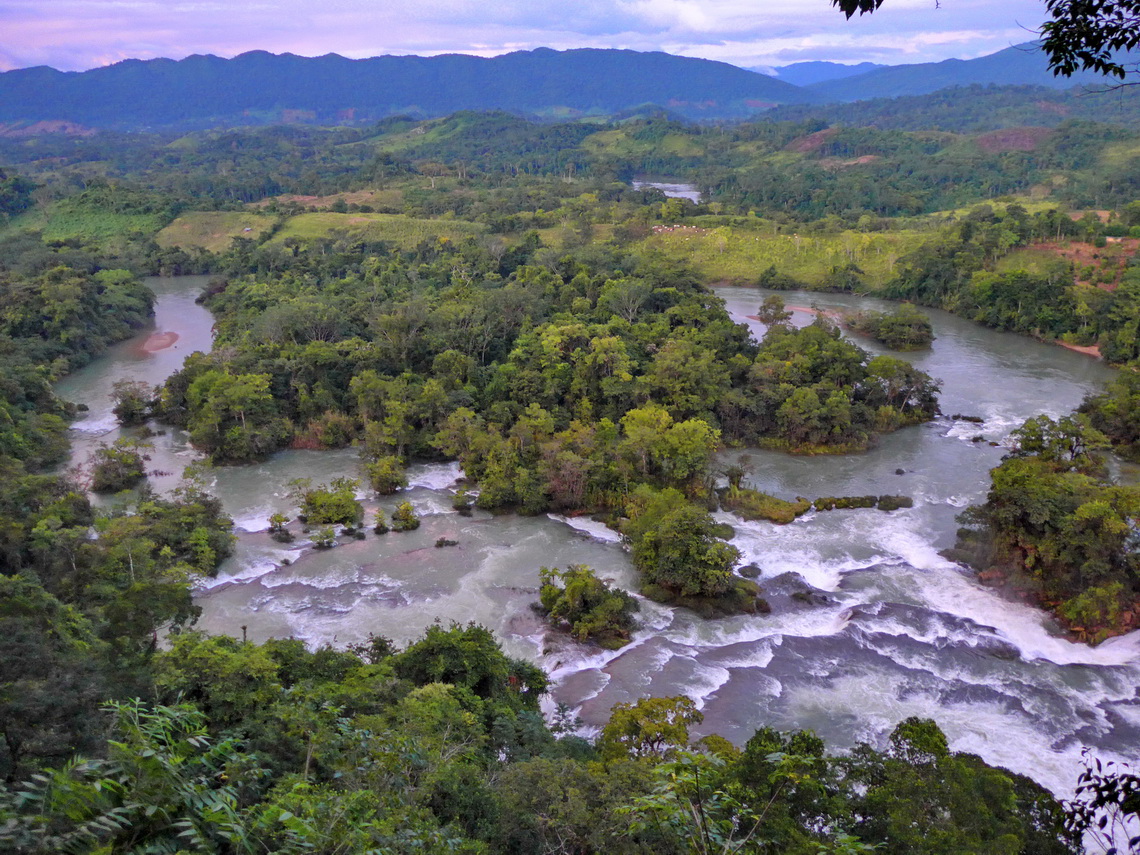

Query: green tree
[599,696,703,762]
[89,438,150,493]
[110,380,154,426]
[842,717,1078,855]
[623,486,742,599]
[391,500,421,532]
[0,700,251,854]
[291,477,363,527]
[537,564,639,648]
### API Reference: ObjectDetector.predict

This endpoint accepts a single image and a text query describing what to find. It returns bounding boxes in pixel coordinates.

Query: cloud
[0,0,1049,72]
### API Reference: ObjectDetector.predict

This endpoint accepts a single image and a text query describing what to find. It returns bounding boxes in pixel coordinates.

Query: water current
[57,276,1140,800]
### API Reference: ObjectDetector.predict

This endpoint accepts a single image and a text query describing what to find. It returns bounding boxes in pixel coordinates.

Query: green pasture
[638,225,929,289]
[156,212,277,252]
[265,212,486,248]
[10,207,167,243]
[579,128,705,158]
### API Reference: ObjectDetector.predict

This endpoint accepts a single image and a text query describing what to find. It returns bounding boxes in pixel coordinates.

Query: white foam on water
[69,414,119,435]
[850,605,991,652]
[853,628,1134,737]
[259,565,385,591]
[724,512,894,591]
[663,606,853,651]
[879,557,1140,668]
[195,547,304,590]
[232,508,275,533]
[680,659,732,710]
[407,494,455,516]
[547,514,624,544]
[703,639,778,671]
[635,597,676,633]
[406,461,465,490]
[945,421,991,441]
[779,670,1129,799]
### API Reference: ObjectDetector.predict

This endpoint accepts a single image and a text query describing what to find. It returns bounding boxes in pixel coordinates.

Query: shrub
[722,488,811,524]
[291,477,363,527]
[877,495,914,511]
[537,565,638,649]
[391,501,421,532]
[90,439,149,492]
[373,509,390,534]
[366,455,408,495]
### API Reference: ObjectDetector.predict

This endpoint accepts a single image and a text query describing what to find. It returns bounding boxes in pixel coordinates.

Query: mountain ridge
[0,47,816,129]
[808,41,1128,101]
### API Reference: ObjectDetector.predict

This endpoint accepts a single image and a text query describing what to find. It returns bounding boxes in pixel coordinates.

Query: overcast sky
[0,0,1048,73]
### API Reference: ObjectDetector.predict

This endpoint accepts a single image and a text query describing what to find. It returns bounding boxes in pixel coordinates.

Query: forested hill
[0,48,814,130]
[765,83,1140,132]
[808,41,1130,102]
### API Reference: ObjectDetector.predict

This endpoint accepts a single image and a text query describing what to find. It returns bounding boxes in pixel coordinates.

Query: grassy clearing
[579,129,705,158]
[997,246,1072,276]
[156,212,278,253]
[253,188,406,210]
[639,224,929,289]
[924,197,1064,219]
[535,222,615,250]
[1098,140,1140,170]
[265,212,486,249]
[10,207,167,242]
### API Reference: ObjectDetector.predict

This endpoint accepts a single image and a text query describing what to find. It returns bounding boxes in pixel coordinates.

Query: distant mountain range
[758,61,886,87]
[0,48,814,130]
[804,42,1129,101]
[0,42,1130,133]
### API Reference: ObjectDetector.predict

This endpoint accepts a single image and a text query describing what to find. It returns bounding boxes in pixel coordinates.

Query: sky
[0,0,1050,73]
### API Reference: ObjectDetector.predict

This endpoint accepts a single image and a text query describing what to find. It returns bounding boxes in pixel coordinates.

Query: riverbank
[973,563,1140,644]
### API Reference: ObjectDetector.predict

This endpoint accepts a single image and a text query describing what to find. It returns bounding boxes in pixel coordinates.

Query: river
[58,276,1140,801]
[631,180,702,203]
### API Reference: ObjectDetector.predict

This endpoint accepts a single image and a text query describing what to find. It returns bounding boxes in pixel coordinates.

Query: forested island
[1,96,1139,853]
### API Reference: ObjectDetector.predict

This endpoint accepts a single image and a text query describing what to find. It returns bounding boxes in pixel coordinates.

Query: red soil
[140,331,179,353]
[973,126,1053,153]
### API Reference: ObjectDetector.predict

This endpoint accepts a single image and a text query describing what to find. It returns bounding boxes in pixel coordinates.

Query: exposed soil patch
[0,120,96,138]
[1055,340,1102,358]
[785,126,840,153]
[1068,209,1111,223]
[1028,237,1140,291]
[973,126,1053,153]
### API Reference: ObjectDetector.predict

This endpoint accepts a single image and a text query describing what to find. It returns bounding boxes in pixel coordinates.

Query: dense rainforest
[1,99,1140,852]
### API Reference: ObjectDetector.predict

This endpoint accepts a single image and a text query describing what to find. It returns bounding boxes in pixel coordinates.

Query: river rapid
[58,276,1140,800]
